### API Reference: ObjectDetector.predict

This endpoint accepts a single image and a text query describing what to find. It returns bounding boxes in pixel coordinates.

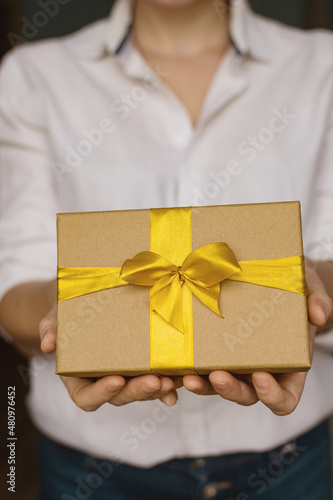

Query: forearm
[0,280,57,353]
[315,260,333,328]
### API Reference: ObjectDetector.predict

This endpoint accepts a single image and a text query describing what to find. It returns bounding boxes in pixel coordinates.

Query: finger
[151,376,177,400]
[159,390,178,406]
[170,376,184,390]
[252,371,306,416]
[308,290,332,327]
[158,376,175,393]
[209,371,259,406]
[306,264,332,327]
[108,374,164,406]
[39,305,57,353]
[183,375,215,395]
[147,375,182,393]
[308,323,317,358]
[158,376,183,406]
[62,375,126,412]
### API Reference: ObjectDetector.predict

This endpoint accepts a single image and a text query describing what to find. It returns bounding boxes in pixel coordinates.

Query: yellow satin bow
[120,243,241,333]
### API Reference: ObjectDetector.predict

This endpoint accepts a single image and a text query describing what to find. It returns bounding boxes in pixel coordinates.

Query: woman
[0,0,333,498]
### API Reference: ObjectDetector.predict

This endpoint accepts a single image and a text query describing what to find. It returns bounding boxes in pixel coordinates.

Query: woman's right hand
[39,306,182,411]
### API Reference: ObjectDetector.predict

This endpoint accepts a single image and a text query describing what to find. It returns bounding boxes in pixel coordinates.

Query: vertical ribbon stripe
[149,208,195,374]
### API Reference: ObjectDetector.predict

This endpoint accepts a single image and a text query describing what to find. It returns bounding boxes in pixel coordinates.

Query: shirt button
[281,442,297,455]
[192,458,206,469]
[203,484,218,499]
[202,482,234,499]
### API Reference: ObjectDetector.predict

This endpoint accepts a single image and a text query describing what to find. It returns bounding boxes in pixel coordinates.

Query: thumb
[306,267,332,327]
[39,304,57,353]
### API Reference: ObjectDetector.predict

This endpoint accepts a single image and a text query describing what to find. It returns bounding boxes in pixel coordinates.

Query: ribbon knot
[177,266,185,283]
[120,242,241,333]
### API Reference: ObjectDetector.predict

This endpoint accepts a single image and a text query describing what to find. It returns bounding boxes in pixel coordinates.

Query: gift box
[56,202,311,377]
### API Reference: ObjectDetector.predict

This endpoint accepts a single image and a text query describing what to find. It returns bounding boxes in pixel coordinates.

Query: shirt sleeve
[0,48,57,303]
[304,57,333,352]
[304,63,333,263]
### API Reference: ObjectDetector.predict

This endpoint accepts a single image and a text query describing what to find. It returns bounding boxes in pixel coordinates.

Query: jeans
[38,419,332,500]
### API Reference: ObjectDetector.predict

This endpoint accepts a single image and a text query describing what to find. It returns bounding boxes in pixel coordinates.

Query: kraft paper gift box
[56,202,311,377]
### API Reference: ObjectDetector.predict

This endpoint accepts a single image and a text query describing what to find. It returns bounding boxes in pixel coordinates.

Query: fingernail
[318,303,328,322]
[254,377,269,392]
[162,394,176,407]
[215,382,229,391]
[41,328,53,343]
[41,332,52,349]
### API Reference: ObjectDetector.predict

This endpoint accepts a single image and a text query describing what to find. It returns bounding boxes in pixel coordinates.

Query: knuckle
[39,318,51,334]
[155,390,169,398]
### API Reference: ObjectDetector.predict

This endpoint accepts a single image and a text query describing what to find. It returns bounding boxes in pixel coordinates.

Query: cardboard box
[56,202,311,377]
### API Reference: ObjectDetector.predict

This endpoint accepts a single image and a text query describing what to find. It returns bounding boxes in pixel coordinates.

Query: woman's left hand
[183,259,332,416]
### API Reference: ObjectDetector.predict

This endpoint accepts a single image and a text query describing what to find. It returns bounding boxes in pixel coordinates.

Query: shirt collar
[68,0,272,63]
[229,0,273,62]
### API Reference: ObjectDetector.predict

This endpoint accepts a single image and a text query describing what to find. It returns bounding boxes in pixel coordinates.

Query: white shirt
[1,0,333,467]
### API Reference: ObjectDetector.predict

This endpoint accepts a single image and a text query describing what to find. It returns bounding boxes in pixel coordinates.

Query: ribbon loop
[120,251,177,286]
[182,242,242,287]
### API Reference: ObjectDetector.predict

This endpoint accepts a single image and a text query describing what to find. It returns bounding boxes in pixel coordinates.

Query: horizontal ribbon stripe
[233,256,308,295]
[58,257,307,306]
[58,266,128,303]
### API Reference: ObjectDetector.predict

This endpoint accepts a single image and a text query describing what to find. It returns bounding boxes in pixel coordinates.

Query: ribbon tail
[150,274,185,333]
[185,280,223,318]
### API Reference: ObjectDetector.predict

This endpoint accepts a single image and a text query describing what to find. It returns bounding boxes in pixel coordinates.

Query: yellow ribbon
[57,207,308,374]
[149,207,193,372]
[58,254,307,330]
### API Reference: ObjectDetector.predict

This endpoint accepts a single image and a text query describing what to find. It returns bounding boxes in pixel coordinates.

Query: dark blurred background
[1,0,333,58]
[0,1,333,499]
